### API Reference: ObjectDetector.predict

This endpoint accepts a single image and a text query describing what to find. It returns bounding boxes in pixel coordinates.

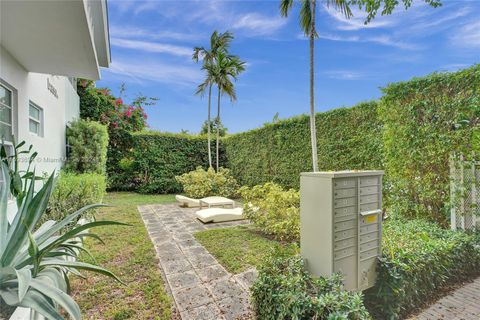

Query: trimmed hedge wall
[380,65,480,223]
[224,101,383,189]
[107,131,226,193]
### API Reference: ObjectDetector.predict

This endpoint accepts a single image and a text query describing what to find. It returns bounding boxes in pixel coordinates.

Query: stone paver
[138,204,254,320]
[410,276,480,320]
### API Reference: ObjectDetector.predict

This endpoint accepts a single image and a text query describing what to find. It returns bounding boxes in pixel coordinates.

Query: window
[29,101,43,136]
[0,84,13,142]
[0,144,13,200]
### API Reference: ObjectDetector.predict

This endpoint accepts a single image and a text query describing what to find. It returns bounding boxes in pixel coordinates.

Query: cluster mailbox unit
[300,170,384,291]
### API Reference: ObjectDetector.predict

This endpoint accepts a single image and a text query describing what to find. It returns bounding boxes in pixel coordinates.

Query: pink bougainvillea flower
[143,113,148,119]
[125,110,132,117]
[116,98,123,105]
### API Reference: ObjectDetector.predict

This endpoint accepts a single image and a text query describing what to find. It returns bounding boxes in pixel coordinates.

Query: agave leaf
[0,162,9,256]
[41,221,128,254]
[15,267,32,301]
[18,289,64,320]
[37,267,68,293]
[36,203,108,245]
[30,278,81,320]
[57,243,97,263]
[40,259,124,285]
[33,220,56,240]
[2,172,42,266]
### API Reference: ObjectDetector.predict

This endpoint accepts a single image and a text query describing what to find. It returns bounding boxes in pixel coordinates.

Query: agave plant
[0,148,126,319]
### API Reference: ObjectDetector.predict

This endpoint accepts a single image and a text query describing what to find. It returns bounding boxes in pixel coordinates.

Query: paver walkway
[138,204,257,320]
[410,276,480,320]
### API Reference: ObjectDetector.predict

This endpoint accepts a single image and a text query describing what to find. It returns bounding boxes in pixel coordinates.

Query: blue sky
[98,0,480,134]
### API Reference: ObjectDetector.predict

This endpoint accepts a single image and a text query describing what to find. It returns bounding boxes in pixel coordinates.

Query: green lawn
[194,225,297,274]
[70,192,175,320]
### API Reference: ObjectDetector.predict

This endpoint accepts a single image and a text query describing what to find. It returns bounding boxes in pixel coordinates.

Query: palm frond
[280,0,294,17]
[325,0,353,19]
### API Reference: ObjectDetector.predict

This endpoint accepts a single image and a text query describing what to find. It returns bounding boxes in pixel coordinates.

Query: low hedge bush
[240,183,300,241]
[43,171,107,224]
[252,248,371,320]
[175,166,239,198]
[365,218,480,319]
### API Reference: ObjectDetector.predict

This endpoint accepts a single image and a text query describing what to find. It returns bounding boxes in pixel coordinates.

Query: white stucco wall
[1,45,80,221]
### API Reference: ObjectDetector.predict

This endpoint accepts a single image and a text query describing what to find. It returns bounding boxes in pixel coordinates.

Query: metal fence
[450,155,480,231]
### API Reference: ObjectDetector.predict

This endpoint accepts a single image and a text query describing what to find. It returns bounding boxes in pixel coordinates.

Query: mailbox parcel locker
[300,170,384,291]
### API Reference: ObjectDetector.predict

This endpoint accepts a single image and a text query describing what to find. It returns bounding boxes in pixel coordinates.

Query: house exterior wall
[1,45,80,221]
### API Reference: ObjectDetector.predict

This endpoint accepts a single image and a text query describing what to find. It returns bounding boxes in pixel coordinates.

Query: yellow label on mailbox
[366,215,377,223]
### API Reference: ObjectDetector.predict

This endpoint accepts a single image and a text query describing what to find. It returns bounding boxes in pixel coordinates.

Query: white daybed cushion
[195,207,244,223]
[175,195,201,207]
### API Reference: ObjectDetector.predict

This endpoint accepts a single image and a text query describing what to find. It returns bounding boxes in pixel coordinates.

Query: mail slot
[300,170,384,291]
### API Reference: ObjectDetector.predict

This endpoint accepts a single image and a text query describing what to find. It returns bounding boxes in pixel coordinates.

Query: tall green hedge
[107,131,226,193]
[379,65,480,223]
[224,101,383,189]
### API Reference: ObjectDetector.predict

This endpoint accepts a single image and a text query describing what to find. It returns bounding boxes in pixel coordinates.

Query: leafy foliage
[107,131,227,193]
[240,183,300,241]
[175,166,239,198]
[365,218,480,319]
[347,0,442,24]
[200,118,227,137]
[44,171,106,224]
[65,120,109,175]
[0,144,124,320]
[379,65,480,223]
[77,79,149,132]
[225,101,383,189]
[252,249,371,320]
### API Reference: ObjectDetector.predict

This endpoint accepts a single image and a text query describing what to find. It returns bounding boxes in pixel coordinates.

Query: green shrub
[240,183,300,241]
[44,171,106,223]
[379,65,480,223]
[365,218,480,319]
[107,131,227,193]
[252,249,371,320]
[224,101,383,189]
[175,166,238,198]
[66,119,109,175]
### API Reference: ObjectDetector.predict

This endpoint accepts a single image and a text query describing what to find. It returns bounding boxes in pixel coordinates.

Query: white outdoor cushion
[175,195,201,207]
[195,207,244,223]
[176,195,235,208]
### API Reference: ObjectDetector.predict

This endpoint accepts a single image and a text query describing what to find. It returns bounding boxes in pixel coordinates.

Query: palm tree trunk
[310,0,319,172]
[216,87,221,172]
[207,84,213,168]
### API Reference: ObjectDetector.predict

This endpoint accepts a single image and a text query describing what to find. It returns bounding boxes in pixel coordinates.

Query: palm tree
[204,51,246,171]
[280,0,352,172]
[193,31,234,168]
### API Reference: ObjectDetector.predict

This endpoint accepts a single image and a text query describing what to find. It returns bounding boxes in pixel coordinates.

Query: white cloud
[316,33,422,50]
[325,6,396,31]
[110,25,203,42]
[324,70,365,80]
[110,38,192,57]
[452,20,480,48]
[233,13,287,35]
[105,59,203,86]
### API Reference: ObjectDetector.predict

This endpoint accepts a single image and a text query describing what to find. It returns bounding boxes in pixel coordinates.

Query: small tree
[65,120,109,175]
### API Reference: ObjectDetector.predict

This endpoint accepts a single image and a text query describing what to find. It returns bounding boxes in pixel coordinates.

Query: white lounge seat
[175,195,235,208]
[195,207,244,223]
[176,195,201,207]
